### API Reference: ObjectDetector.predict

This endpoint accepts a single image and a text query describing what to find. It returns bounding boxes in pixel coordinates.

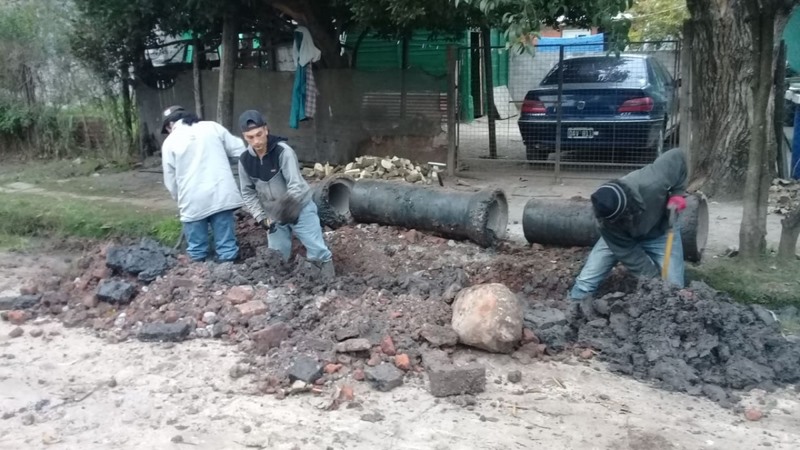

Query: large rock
[106,238,174,282]
[451,283,523,354]
[96,279,136,304]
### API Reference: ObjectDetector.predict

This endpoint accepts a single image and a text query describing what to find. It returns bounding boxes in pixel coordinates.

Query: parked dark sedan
[518,54,678,161]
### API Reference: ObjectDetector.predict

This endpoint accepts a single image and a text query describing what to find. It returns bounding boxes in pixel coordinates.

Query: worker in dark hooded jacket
[569,147,688,302]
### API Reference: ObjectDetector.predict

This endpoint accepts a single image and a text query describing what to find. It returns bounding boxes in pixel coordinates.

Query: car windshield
[541,57,645,85]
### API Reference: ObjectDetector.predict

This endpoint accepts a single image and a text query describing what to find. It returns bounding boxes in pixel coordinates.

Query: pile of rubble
[2,220,799,407]
[302,155,442,185]
[769,178,800,214]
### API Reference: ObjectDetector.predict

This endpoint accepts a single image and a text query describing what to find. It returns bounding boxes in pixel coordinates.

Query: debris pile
[302,155,442,185]
[573,279,800,407]
[3,217,799,406]
[769,178,800,214]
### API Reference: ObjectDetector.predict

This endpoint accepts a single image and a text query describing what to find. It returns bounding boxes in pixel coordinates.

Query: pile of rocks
[302,155,442,185]
[769,178,800,214]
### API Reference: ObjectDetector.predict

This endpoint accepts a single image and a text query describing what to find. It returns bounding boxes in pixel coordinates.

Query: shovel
[661,206,678,281]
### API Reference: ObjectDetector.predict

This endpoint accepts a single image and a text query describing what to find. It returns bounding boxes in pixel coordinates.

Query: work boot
[320,260,336,281]
[566,300,583,324]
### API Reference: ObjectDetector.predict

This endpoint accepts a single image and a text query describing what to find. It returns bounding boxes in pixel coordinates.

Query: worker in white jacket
[160,105,247,262]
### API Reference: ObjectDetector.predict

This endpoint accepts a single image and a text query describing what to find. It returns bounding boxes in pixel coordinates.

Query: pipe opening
[328,181,351,215]
[486,192,509,241]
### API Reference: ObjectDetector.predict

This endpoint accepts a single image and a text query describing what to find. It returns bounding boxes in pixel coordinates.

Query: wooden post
[679,21,693,181]
[447,45,458,177]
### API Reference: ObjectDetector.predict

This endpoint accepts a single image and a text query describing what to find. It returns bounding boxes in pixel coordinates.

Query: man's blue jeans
[268,201,332,262]
[182,209,238,262]
[569,231,684,300]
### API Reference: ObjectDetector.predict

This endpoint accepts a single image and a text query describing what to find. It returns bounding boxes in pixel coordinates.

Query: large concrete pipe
[349,180,509,247]
[522,194,709,262]
[313,174,356,229]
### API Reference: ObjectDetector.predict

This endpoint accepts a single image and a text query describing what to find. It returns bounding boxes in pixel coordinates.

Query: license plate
[567,127,595,139]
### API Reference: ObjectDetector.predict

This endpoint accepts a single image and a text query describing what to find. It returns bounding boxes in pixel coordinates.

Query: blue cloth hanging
[289,30,307,129]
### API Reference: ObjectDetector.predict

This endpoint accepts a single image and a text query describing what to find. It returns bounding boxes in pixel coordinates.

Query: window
[541,57,647,85]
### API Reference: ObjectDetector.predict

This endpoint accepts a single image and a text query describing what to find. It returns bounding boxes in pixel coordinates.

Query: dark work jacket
[598,147,688,278]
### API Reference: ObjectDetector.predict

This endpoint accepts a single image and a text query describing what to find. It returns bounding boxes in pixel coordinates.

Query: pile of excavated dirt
[573,279,800,407]
[3,216,799,405]
[3,221,588,391]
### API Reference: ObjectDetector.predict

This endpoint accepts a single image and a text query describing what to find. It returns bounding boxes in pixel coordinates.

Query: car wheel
[525,144,550,161]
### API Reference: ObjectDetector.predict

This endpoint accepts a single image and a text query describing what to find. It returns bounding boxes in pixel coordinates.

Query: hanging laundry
[305,65,318,119]
[290,26,321,129]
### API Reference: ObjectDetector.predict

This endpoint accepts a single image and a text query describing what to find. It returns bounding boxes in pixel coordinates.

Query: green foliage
[348,0,485,38]
[627,0,688,42]
[0,192,181,246]
[455,0,634,52]
[688,258,800,309]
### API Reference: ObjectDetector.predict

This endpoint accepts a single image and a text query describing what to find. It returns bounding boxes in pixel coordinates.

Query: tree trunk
[775,40,787,177]
[120,66,133,152]
[739,7,776,259]
[685,0,752,199]
[216,13,238,130]
[481,27,497,159]
[738,2,794,259]
[192,34,205,118]
[778,207,800,260]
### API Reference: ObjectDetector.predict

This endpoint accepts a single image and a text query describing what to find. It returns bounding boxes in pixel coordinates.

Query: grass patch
[0,232,31,251]
[688,257,800,309]
[0,192,181,245]
[0,157,131,185]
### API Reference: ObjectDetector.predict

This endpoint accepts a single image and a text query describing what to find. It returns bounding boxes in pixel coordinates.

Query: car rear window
[541,57,646,85]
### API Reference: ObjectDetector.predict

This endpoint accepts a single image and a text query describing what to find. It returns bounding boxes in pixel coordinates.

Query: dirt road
[1,252,799,450]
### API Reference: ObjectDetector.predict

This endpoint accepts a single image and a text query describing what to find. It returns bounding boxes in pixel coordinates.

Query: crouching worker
[569,147,688,303]
[236,110,335,279]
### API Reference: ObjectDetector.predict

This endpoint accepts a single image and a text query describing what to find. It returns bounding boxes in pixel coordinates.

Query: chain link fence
[455,40,681,179]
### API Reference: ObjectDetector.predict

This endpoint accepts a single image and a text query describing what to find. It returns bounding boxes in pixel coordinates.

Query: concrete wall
[136,68,446,165]
[508,49,678,103]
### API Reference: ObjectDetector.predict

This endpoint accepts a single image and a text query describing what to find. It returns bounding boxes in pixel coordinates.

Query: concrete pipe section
[522,193,709,262]
[314,176,509,247]
[313,174,356,229]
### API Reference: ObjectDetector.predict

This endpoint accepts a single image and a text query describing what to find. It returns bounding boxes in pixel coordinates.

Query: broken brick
[226,286,255,305]
[339,385,355,401]
[6,310,28,326]
[353,369,366,381]
[380,335,397,356]
[252,323,291,354]
[236,301,267,318]
[394,354,411,371]
[427,363,486,398]
[522,328,539,344]
[325,363,343,374]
